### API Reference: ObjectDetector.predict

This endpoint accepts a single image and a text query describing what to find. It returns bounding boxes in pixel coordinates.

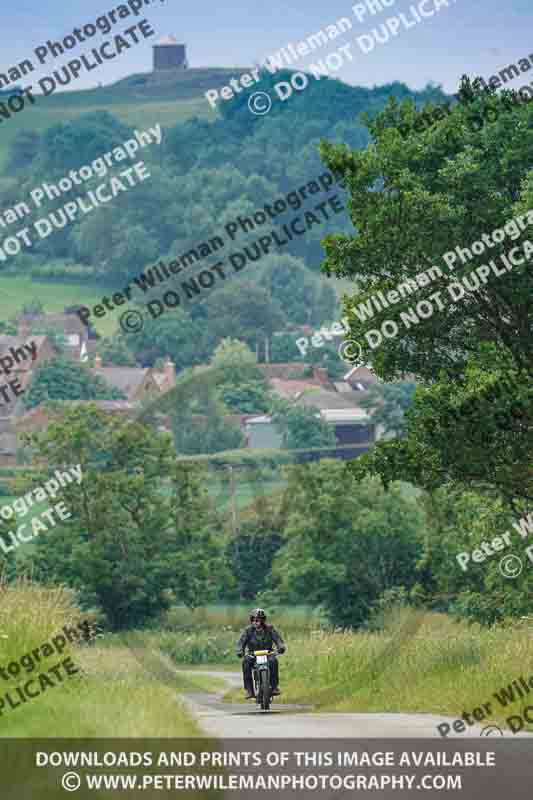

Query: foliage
[358,381,418,437]
[96,335,137,366]
[5,129,41,173]
[209,339,264,383]
[271,400,337,450]
[266,609,533,723]
[172,390,245,455]
[26,324,68,355]
[204,282,286,354]
[177,448,294,468]
[0,581,201,737]
[125,307,210,370]
[21,406,227,629]
[219,381,271,413]
[159,628,236,665]
[225,506,285,601]
[20,298,45,316]
[270,332,303,363]
[350,364,533,507]
[23,357,125,409]
[320,79,533,503]
[0,80,456,398]
[269,462,425,626]
[259,254,336,325]
[0,319,17,335]
[415,487,533,626]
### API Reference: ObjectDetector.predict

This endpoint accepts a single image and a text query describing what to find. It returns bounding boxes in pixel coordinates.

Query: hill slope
[0,67,247,168]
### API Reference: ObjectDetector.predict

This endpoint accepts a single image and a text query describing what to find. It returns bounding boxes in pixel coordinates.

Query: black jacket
[236,624,285,655]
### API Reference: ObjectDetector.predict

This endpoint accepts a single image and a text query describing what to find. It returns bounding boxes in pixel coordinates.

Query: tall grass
[276,607,533,729]
[0,579,201,737]
[156,605,326,665]
[163,604,325,634]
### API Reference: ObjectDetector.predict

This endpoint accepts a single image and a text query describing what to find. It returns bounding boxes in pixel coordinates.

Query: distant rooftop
[156,35,182,45]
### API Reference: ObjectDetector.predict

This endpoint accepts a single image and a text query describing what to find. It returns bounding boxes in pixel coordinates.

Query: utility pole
[228,465,238,535]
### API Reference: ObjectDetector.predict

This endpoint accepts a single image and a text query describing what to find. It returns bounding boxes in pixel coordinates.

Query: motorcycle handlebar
[252,649,284,656]
[236,650,285,658]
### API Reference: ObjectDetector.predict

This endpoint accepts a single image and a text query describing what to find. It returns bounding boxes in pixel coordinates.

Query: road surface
[179,670,523,739]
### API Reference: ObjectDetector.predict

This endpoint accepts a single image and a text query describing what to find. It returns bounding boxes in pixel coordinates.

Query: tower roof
[155,34,181,46]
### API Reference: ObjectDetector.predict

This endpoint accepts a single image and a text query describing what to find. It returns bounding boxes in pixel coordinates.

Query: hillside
[0,67,246,169]
[0,69,449,353]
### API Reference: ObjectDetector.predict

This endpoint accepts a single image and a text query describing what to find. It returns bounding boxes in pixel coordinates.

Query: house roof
[91,367,149,399]
[76,400,137,412]
[319,408,370,424]
[19,313,87,337]
[15,400,138,431]
[295,388,368,412]
[343,364,379,387]
[153,373,167,388]
[333,381,356,393]
[0,431,17,454]
[156,34,180,45]
[258,363,311,380]
[0,368,34,417]
[0,335,48,372]
[268,378,324,400]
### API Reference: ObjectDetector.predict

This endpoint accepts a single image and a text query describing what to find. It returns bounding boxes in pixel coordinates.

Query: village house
[17,307,97,361]
[0,335,57,464]
[90,355,176,402]
[245,364,376,458]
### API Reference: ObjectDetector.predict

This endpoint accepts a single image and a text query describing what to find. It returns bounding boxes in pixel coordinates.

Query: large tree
[124,307,209,370]
[209,339,272,413]
[320,80,533,505]
[270,462,425,627]
[22,406,226,629]
[204,282,286,357]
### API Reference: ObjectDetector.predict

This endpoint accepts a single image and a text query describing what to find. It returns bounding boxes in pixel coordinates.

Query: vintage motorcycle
[252,649,278,711]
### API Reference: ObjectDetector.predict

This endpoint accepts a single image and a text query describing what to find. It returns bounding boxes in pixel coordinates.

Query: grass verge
[0,580,203,736]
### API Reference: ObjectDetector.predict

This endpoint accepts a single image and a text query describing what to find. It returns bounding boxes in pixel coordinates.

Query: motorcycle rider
[236,608,286,700]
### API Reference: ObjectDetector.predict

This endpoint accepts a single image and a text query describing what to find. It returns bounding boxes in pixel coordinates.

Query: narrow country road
[179,670,522,739]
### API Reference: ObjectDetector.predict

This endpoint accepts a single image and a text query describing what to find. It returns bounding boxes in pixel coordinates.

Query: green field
[0,69,236,327]
[207,475,287,513]
[0,275,116,336]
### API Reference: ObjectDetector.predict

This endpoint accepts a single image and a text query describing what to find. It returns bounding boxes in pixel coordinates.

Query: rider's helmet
[250,608,267,623]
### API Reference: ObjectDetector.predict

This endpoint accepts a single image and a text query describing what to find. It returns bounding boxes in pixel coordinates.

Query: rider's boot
[244,681,255,699]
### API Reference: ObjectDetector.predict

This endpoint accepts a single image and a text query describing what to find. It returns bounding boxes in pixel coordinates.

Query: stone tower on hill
[152,35,188,71]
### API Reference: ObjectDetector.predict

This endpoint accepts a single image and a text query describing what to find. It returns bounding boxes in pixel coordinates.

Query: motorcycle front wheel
[259,669,270,711]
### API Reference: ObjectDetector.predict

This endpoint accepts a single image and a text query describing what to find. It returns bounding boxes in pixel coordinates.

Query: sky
[1,0,532,96]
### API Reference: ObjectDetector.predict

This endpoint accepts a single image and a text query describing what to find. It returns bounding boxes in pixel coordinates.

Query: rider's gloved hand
[277,647,286,654]
[237,651,244,658]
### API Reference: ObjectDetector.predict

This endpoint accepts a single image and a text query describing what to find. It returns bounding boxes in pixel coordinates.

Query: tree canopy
[21,406,226,629]
[320,79,533,505]
[24,358,125,409]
